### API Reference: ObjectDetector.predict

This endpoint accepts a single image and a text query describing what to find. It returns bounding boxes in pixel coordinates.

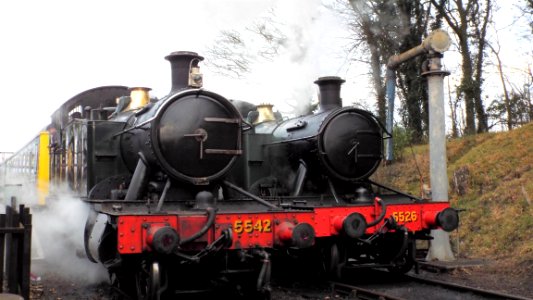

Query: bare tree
[205,9,287,79]
[346,0,402,123]
[524,0,533,32]
[206,30,252,78]
[508,66,533,125]
[487,38,513,130]
[431,0,492,135]
[524,66,533,121]
[396,0,432,143]
[346,0,432,141]
[447,77,461,137]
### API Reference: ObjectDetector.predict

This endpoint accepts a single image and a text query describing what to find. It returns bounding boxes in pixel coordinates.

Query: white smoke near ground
[1,174,108,283]
[30,188,108,284]
[1,174,40,209]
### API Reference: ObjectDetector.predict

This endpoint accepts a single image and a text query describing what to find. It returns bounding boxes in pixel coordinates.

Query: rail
[405,274,533,300]
[330,269,533,300]
[0,198,32,299]
[331,281,404,300]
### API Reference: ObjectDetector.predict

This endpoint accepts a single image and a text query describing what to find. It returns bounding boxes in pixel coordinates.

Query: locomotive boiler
[1,50,460,300]
[245,76,386,201]
[118,52,242,187]
[271,77,383,181]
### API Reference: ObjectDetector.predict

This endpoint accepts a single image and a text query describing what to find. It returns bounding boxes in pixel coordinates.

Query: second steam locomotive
[2,51,459,299]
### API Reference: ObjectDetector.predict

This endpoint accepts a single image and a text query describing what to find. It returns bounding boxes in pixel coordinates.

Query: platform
[417,259,487,273]
[0,294,24,300]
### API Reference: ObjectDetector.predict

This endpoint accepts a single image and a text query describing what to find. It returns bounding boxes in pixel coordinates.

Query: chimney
[314,76,345,112]
[165,51,204,93]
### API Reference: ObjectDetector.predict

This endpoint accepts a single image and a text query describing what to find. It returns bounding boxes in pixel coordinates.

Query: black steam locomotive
[3,51,459,300]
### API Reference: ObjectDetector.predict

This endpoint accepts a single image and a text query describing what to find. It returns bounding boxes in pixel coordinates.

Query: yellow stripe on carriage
[37,131,50,206]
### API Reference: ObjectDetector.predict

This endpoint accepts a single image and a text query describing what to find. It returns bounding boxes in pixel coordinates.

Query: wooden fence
[0,198,31,299]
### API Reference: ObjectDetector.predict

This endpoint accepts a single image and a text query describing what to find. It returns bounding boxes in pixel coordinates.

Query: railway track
[330,271,533,300]
[331,281,404,300]
[29,269,533,300]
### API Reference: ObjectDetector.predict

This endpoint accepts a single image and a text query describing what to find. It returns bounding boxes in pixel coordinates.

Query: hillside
[372,122,533,274]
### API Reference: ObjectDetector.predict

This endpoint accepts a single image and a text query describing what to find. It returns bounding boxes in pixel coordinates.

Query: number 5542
[234,219,272,233]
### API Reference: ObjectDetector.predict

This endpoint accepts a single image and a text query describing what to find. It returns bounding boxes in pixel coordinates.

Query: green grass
[372,123,533,268]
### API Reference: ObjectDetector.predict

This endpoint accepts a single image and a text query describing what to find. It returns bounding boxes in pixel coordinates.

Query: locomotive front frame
[109,201,453,255]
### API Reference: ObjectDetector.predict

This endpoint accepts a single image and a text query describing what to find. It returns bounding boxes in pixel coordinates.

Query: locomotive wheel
[322,242,345,279]
[136,261,164,300]
[109,268,137,300]
[236,279,272,300]
[387,255,414,274]
[257,288,272,300]
[387,241,415,274]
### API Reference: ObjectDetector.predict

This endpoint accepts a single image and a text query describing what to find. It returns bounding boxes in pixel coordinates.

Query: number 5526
[392,211,418,223]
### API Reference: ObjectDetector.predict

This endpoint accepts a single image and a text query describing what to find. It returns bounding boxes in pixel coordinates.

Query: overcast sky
[0,0,530,153]
[0,0,360,152]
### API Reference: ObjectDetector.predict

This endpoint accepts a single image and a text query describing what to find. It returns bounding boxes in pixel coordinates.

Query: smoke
[31,187,108,284]
[241,0,327,117]
[245,1,318,116]
[204,0,352,117]
[0,174,108,283]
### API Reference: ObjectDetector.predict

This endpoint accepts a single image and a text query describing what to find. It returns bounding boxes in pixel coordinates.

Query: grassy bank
[372,123,533,273]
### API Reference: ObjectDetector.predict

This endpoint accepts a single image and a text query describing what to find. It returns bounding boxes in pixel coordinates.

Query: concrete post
[423,53,455,261]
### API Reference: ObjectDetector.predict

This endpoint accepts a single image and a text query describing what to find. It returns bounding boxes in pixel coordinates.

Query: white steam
[204,0,353,117]
[1,176,108,283]
[0,173,40,209]
[32,190,108,283]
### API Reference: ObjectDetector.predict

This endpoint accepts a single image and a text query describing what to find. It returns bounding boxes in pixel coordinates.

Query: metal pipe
[179,207,216,245]
[366,198,387,227]
[223,180,280,210]
[125,153,149,201]
[155,179,171,212]
[387,44,427,69]
[384,30,451,161]
[291,160,307,197]
[256,251,271,292]
[391,226,409,263]
[327,179,341,204]
[385,68,396,161]
[387,29,451,69]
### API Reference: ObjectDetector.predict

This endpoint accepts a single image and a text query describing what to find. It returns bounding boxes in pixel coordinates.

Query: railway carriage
[0,131,50,206]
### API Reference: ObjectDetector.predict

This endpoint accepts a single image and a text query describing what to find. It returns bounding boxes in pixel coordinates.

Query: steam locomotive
[1,51,458,300]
